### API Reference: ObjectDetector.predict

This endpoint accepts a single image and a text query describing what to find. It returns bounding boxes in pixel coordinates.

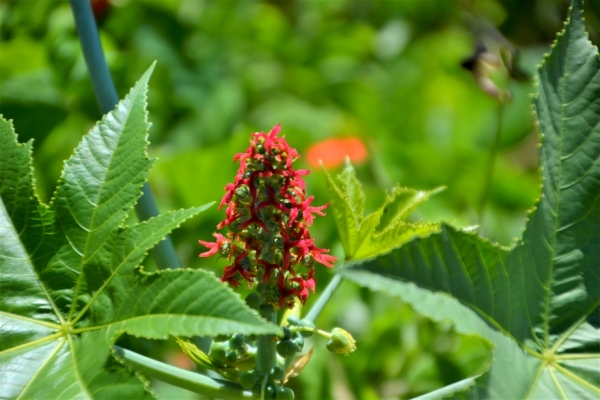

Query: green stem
[290,326,332,339]
[260,374,269,400]
[113,346,258,399]
[304,273,343,323]
[69,0,181,269]
[256,313,277,375]
[478,102,504,229]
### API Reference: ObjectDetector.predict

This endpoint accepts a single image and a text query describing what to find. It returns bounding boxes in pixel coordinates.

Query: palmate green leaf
[324,161,441,261]
[0,66,278,399]
[340,0,600,398]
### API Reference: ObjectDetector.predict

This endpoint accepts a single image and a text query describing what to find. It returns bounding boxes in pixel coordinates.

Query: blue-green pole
[69,0,181,269]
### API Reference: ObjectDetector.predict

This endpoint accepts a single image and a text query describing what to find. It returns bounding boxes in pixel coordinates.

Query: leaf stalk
[113,345,259,399]
[304,273,343,323]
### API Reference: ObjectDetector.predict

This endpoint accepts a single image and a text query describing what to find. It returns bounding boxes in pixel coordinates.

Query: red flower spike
[198,125,336,309]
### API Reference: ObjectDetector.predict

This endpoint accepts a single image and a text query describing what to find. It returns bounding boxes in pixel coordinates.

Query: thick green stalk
[256,313,277,374]
[304,273,343,323]
[69,0,180,269]
[113,346,258,399]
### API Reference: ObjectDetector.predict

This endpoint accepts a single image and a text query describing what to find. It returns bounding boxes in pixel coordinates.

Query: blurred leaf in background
[1,0,598,398]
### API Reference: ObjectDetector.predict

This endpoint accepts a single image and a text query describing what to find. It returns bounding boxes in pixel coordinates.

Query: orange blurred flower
[306,137,368,168]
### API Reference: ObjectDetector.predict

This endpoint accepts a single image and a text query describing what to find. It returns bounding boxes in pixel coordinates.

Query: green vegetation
[1,0,598,398]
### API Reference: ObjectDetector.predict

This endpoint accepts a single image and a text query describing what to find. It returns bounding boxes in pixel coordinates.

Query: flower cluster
[199,125,336,309]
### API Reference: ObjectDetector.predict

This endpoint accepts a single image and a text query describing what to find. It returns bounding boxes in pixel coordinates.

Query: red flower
[198,233,228,257]
[199,125,336,309]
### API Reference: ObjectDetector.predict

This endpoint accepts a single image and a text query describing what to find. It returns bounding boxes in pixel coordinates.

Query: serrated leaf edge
[70,204,212,327]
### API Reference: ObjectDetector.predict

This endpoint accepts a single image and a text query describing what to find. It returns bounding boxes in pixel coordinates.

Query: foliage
[324,161,442,261]
[1,0,599,399]
[0,66,278,398]
[339,0,600,397]
[0,0,556,246]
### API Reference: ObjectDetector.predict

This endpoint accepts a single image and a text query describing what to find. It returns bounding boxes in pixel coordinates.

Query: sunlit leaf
[324,161,441,261]
[340,0,600,397]
[0,65,279,399]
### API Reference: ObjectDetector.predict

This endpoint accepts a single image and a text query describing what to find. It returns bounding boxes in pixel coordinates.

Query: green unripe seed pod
[257,283,267,293]
[271,366,285,381]
[298,319,315,337]
[286,316,300,326]
[282,326,292,340]
[229,334,245,350]
[276,339,298,358]
[239,371,258,389]
[275,386,295,399]
[326,328,357,356]
[237,344,248,356]
[245,293,262,310]
[226,350,238,363]
[265,385,276,399]
[259,303,274,318]
[208,342,228,365]
[293,335,304,351]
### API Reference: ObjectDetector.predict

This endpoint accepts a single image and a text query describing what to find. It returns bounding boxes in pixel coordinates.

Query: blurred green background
[1,0,599,398]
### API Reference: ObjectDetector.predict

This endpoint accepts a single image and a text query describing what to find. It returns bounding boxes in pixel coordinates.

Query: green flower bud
[226,350,238,363]
[275,386,295,399]
[228,218,242,232]
[259,303,274,318]
[235,185,249,197]
[276,339,298,358]
[264,385,276,398]
[266,220,279,234]
[237,344,249,357]
[271,366,285,381]
[245,293,262,310]
[240,256,252,270]
[293,335,304,351]
[326,328,356,356]
[229,334,245,350]
[219,241,231,257]
[239,370,258,389]
[286,316,300,326]
[302,254,314,267]
[208,342,229,365]
[282,326,292,340]
[298,319,315,337]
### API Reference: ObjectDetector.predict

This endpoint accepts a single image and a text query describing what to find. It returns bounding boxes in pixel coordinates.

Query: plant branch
[69,0,181,269]
[256,313,277,375]
[304,273,343,323]
[113,345,258,399]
